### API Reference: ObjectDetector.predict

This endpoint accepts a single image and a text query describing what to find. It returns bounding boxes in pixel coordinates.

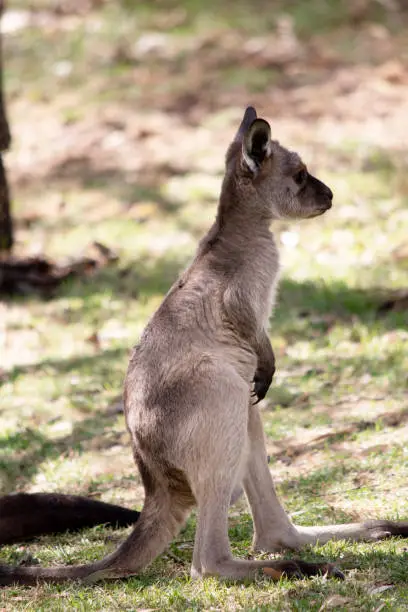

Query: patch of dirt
[5,8,408,213]
[267,407,408,464]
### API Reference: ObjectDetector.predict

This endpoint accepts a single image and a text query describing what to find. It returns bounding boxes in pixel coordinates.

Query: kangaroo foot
[263,560,344,581]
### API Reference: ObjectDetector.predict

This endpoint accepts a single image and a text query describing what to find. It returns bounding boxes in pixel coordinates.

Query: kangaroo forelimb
[252,330,276,403]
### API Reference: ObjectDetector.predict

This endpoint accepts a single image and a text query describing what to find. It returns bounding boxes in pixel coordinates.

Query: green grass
[1,1,408,609]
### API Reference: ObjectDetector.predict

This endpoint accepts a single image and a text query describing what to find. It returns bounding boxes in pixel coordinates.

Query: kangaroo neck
[199,177,277,271]
[191,179,280,333]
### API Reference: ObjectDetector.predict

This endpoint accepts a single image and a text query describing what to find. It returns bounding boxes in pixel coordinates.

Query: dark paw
[263,560,344,581]
[251,369,274,404]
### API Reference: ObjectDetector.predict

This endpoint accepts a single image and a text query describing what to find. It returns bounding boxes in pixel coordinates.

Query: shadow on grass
[276,464,372,525]
[0,348,132,494]
[276,278,408,333]
[0,406,127,495]
[49,156,183,214]
[15,161,183,236]
[268,406,408,467]
[5,247,407,325]
[3,348,126,385]
[59,250,191,306]
[0,249,190,322]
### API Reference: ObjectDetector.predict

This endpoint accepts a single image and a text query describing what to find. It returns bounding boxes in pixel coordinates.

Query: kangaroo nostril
[326,187,333,200]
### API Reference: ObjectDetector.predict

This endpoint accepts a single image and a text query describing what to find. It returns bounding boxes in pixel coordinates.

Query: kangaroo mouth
[307,207,329,218]
[311,201,332,217]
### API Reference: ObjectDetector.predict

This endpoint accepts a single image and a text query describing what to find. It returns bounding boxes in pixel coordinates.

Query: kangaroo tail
[0,493,140,545]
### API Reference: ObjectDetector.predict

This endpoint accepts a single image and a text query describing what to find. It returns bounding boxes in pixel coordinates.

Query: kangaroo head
[227,106,333,220]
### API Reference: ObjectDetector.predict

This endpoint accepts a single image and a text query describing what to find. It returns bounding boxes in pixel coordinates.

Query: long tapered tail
[0,493,140,545]
[0,492,180,586]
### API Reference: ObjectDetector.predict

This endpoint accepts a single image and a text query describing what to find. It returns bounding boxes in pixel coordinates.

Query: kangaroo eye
[294,169,307,185]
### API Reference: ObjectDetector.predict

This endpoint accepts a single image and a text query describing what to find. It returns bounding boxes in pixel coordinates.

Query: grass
[1,0,408,609]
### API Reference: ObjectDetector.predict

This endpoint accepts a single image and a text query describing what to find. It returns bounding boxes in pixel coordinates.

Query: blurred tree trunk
[0,0,13,253]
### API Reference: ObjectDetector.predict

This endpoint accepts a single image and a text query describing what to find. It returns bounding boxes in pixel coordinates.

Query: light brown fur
[1,108,406,586]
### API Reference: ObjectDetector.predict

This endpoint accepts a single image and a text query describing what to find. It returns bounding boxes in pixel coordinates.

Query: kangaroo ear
[234,106,257,143]
[242,118,271,173]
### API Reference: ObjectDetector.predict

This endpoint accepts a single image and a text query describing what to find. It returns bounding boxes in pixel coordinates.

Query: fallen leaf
[368,584,394,596]
[263,567,283,580]
[86,331,101,350]
[319,595,352,610]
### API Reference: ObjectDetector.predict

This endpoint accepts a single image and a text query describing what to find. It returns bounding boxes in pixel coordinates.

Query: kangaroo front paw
[251,368,274,403]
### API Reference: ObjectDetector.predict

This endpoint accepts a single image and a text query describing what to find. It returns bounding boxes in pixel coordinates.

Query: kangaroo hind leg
[189,391,343,582]
[85,456,195,584]
[0,461,194,586]
[192,472,343,581]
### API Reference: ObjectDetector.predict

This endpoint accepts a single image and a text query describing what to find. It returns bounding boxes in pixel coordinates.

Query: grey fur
[1,108,407,587]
